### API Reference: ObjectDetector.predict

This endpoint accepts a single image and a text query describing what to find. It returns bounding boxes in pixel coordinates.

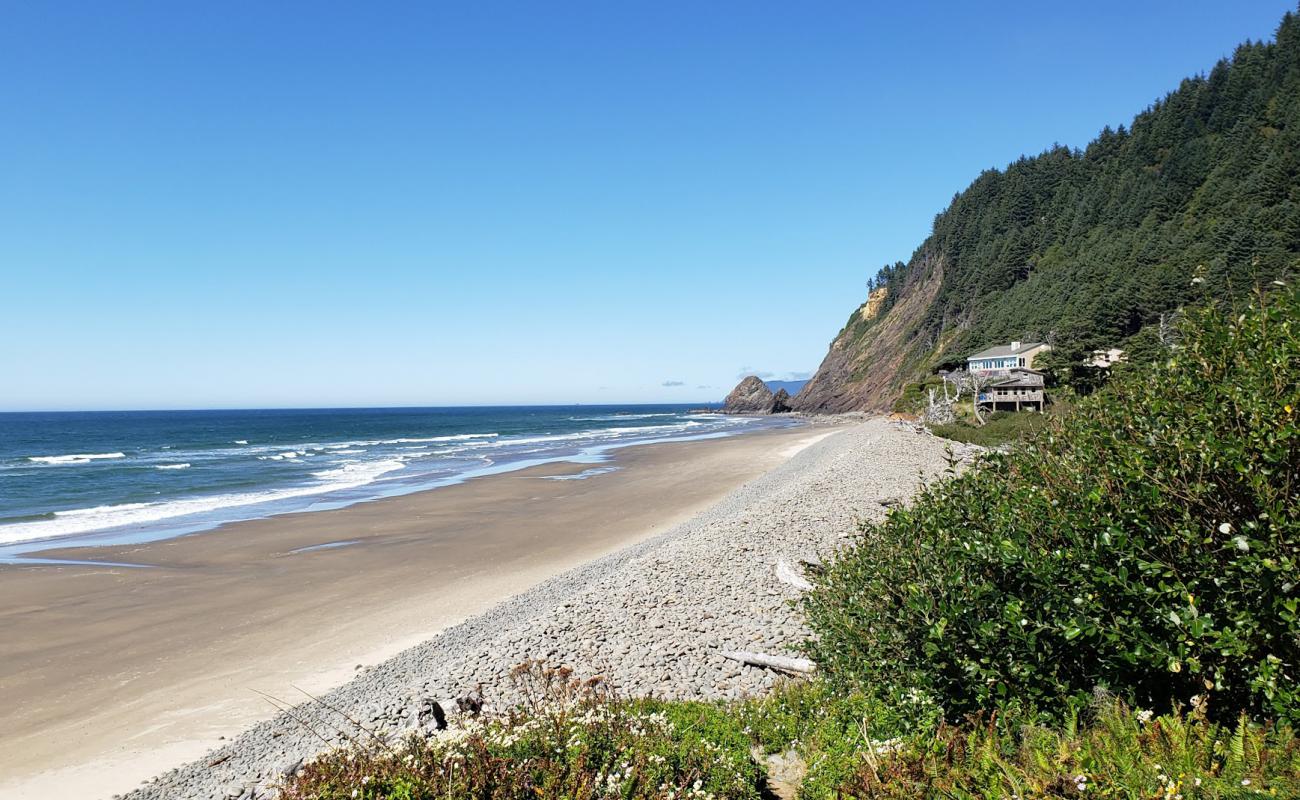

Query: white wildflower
[1137,708,1153,723]
[1219,522,1233,534]
[1234,536,1250,552]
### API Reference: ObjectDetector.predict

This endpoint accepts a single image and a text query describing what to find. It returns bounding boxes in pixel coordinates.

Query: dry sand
[0,424,830,800]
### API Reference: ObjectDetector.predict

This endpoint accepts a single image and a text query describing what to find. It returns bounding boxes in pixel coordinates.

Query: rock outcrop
[722,376,775,414]
[793,253,945,413]
[770,388,793,414]
[723,377,796,414]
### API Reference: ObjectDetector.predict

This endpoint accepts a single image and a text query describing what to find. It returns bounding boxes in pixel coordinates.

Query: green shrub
[836,698,1300,799]
[805,286,1300,722]
[893,376,945,415]
[931,409,1053,446]
[282,662,763,800]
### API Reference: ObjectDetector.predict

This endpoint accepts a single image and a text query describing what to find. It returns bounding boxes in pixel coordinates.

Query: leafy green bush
[836,698,1300,799]
[931,409,1053,447]
[805,287,1300,722]
[282,662,763,800]
[892,376,945,415]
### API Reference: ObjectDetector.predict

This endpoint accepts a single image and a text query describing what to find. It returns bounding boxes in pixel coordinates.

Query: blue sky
[1,1,1292,410]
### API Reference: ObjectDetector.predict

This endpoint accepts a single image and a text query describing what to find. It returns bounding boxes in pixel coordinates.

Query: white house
[966,341,1052,375]
[1088,348,1126,368]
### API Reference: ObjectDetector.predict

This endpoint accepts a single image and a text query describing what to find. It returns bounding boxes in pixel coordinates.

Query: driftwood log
[774,558,813,591]
[720,650,816,674]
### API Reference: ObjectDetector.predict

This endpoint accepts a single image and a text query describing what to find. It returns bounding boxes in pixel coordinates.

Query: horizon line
[0,400,731,415]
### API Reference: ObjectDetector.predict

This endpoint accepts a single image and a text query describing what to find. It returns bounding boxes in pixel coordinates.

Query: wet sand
[0,425,826,800]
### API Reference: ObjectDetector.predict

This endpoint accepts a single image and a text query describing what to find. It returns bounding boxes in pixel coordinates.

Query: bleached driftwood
[775,558,813,591]
[721,650,816,674]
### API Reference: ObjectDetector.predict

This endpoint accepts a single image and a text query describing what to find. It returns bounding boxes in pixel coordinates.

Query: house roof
[967,342,1048,360]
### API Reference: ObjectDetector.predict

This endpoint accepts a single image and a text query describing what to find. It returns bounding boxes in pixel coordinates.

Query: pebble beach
[122,418,972,800]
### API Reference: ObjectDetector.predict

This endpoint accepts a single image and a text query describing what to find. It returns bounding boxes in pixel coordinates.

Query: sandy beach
[100,417,971,800]
[0,424,831,800]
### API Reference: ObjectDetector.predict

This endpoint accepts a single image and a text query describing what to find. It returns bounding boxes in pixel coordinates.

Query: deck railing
[977,389,1044,403]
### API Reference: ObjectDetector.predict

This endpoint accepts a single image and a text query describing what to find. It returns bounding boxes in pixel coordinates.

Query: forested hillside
[796,8,1300,412]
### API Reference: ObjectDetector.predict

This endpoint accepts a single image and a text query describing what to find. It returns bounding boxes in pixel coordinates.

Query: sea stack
[722,376,792,414]
[770,388,792,413]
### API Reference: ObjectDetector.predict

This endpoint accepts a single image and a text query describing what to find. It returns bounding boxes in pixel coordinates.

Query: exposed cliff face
[794,254,945,413]
[722,376,775,413]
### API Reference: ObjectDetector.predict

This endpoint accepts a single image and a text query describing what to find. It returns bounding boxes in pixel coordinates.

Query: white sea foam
[28,452,126,465]
[376,433,499,445]
[156,463,191,470]
[480,422,704,448]
[310,459,404,482]
[234,440,249,445]
[0,457,411,546]
[55,502,153,518]
[569,413,678,421]
[258,450,307,461]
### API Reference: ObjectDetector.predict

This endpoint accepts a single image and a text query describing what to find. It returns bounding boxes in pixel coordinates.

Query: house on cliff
[966,341,1051,375]
[976,368,1046,412]
[965,341,1051,413]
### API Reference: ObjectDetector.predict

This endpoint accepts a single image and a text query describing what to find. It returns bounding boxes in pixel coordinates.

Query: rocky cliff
[794,254,944,413]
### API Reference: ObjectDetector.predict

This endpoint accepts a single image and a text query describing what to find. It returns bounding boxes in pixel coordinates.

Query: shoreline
[0,416,798,566]
[0,422,837,800]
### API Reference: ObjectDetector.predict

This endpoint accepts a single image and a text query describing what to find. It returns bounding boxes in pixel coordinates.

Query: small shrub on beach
[281,661,763,800]
[805,286,1300,722]
[835,697,1300,799]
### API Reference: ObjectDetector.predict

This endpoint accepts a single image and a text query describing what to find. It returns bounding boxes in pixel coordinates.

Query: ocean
[0,405,797,561]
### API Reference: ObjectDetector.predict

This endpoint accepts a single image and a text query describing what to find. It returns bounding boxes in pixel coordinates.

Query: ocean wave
[0,457,411,545]
[480,422,704,448]
[310,459,404,482]
[375,433,499,445]
[233,439,249,445]
[28,452,126,465]
[258,450,308,461]
[55,502,153,518]
[569,413,678,421]
[0,413,781,548]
